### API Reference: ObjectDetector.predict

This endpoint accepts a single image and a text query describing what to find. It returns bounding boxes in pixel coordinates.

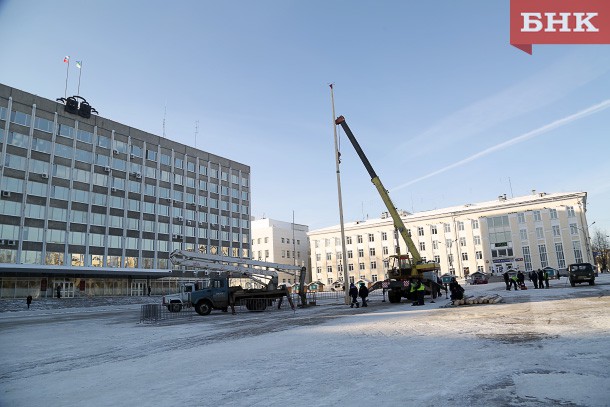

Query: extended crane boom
[334,115,440,303]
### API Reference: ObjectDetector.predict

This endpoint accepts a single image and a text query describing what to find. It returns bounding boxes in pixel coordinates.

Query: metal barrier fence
[140,303,195,324]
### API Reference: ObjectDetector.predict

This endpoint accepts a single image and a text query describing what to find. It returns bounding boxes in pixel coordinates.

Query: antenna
[195,120,199,149]
[163,103,167,138]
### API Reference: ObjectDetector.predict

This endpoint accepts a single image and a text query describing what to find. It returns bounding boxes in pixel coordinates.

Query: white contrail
[391,99,610,192]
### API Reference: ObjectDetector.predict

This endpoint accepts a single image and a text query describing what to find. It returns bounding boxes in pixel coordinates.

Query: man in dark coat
[503,271,510,290]
[530,270,539,289]
[537,269,544,289]
[517,271,525,288]
[449,278,464,302]
[349,283,359,308]
[358,283,369,307]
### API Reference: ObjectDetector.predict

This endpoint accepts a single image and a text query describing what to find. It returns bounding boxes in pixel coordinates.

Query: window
[573,241,583,263]
[566,206,575,217]
[471,220,479,229]
[518,213,525,224]
[549,208,558,219]
[522,246,532,271]
[520,229,528,241]
[444,223,451,233]
[569,223,578,235]
[533,210,541,222]
[357,235,363,244]
[457,221,464,231]
[326,253,332,260]
[358,249,364,258]
[369,248,375,256]
[431,226,438,235]
[381,232,388,241]
[432,240,439,250]
[347,250,353,259]
[382,246,389,255]
[359,263,365,271]
[461,252,468,261]
[473,235,481,245]
[418,227,424,236]
[475,251,482,260]
[536,227,544,239]
[316,254,321,261]
[459,237,466,247]
[555,243,566,269]
[346,236,352,245]
[368,233,375,242]
[419,242,425,251]
[370,261,377,270]
[552,225,561,237]
[326,266,332,274]
[538,244,548,268]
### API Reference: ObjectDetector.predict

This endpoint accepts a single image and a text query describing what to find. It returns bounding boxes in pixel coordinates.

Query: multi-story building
[250,217,310,285]
[308,191,593,288]
[0,83,251,298]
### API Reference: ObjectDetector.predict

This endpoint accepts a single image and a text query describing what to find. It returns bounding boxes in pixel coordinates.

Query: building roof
[308,191,586,235]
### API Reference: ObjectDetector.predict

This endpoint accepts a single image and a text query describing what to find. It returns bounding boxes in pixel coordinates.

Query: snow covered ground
[1,276,609,407]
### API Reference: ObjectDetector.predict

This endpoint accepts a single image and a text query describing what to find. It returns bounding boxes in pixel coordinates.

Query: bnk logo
[510,0,610,54]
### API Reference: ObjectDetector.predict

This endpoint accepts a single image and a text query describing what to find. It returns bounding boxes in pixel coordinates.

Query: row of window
[0,201,249,227]
[0,224,248,244]
[0,244,252,267]
[2,151,249,201]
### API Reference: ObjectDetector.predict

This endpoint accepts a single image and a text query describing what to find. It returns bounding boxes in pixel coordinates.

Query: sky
[0,1,609,233]
[1,276,609,406]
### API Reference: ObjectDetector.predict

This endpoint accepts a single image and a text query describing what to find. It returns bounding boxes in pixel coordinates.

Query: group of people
[529,269,550,289]
[503,269,549,290]
[349,282,369,308]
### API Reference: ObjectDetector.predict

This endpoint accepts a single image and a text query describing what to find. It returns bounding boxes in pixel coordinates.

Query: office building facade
[0,83,250,298]
[308,191,593,288]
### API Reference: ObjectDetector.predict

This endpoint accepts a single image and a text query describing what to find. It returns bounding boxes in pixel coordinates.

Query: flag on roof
[76,61,82,69]
[63,56,70,63]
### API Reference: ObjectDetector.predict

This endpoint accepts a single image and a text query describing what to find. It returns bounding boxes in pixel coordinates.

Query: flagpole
[77,61,82,96]
[64,57,70,98]
[330,83,350,306]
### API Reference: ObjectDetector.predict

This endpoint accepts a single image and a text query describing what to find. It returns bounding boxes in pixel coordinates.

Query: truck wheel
[169,303,182,312]
[388,291,401,303]
[195,301,212,316]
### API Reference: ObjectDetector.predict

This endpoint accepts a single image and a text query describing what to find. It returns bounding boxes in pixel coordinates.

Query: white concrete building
[251,218,310,285]
[308,191,593,288]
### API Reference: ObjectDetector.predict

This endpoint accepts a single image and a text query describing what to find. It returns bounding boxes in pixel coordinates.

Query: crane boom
[335,115,421,263]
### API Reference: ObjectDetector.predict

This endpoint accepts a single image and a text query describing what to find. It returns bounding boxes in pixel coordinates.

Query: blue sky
[1,0,609,234]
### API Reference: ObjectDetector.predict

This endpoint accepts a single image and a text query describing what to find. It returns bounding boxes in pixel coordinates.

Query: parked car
[567,263,595,287]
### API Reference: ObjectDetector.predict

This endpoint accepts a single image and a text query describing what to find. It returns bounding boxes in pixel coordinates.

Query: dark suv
[568,263,595,287]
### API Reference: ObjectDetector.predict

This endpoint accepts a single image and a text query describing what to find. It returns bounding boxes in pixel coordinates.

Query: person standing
[56,285,62,299]
[349,283,359,308]
[26,295,32,309]
[503,271,510,291]
[543,270,550,288]
[530,270,539,289]
[537,269,544,289]
[358,282,369,307]
[416,279,426,306]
